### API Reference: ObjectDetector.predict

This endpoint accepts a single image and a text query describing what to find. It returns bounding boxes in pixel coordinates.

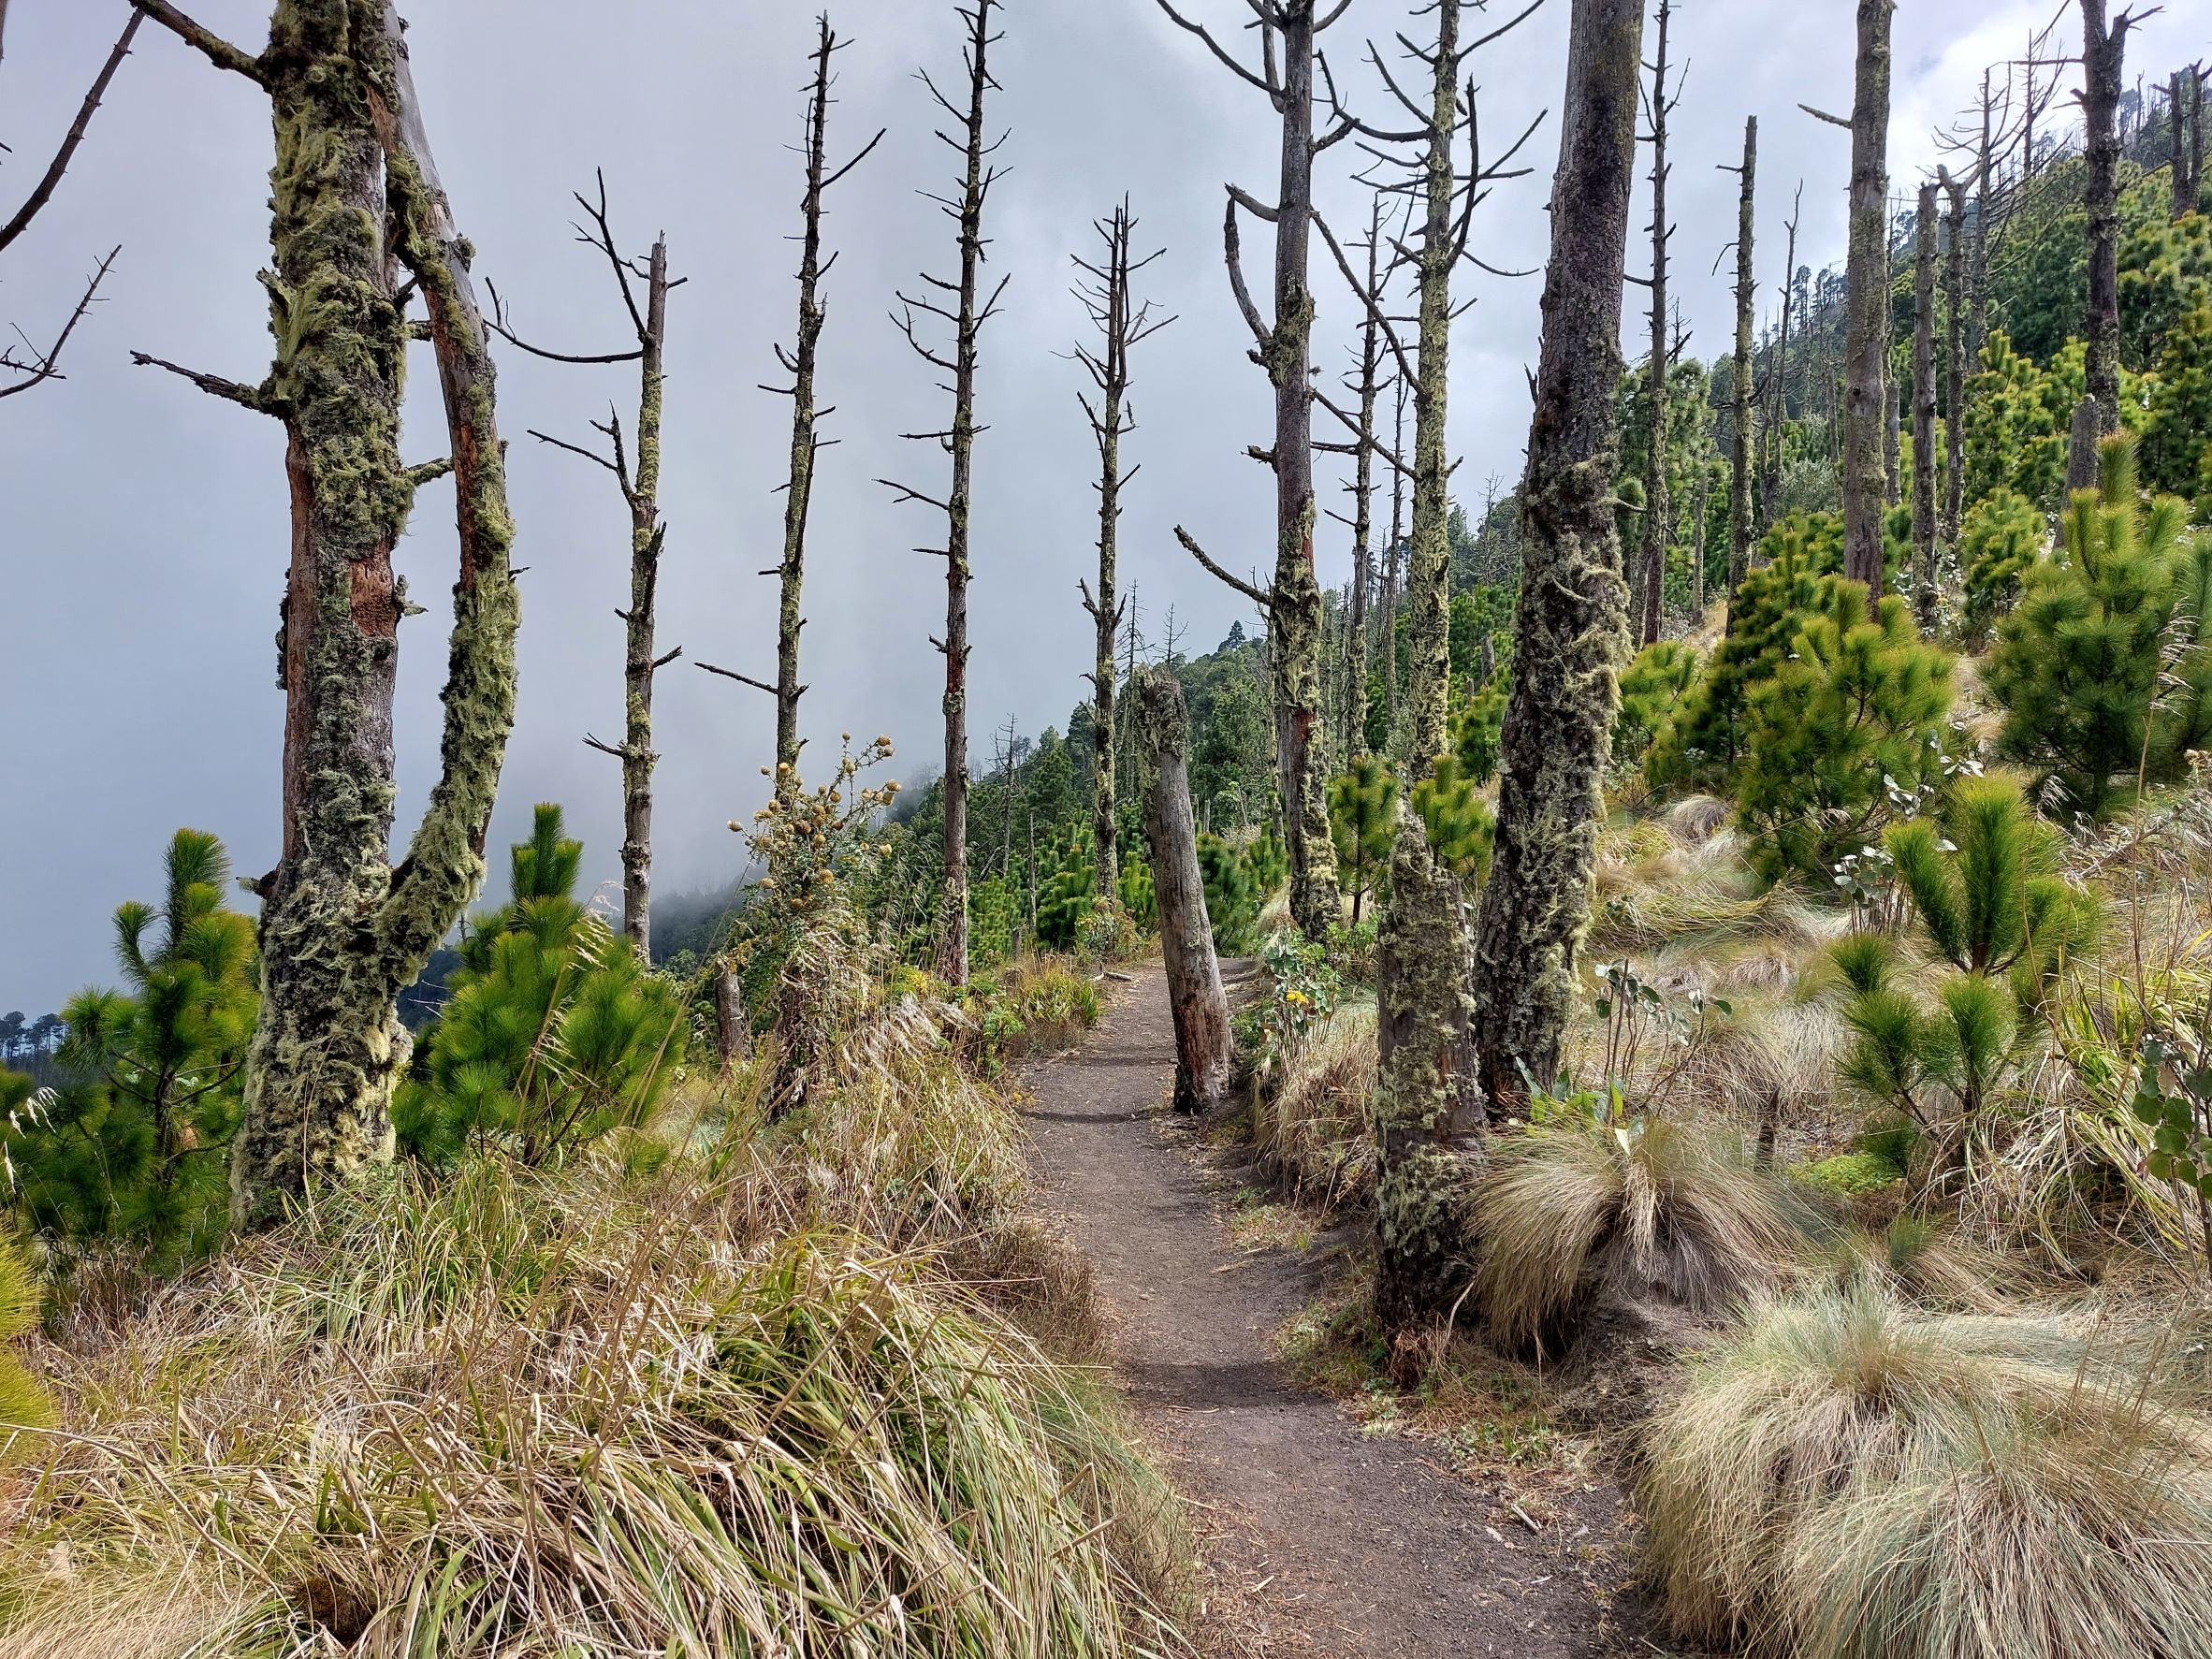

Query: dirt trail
[1021,964,1638,1658]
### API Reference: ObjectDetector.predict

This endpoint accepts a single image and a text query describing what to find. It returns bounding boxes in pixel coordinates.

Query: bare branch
[126,342,284,415]
[1174,525,1272,608]
[696,662,780,694]
[0,13,143,254]
[0,246,117,399]
[484,280,643,364]
[129,0,263,82]
[1154,0,1276,95]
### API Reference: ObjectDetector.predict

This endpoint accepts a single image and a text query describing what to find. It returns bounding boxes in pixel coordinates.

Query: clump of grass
[7,1154,1187,1657]
[1252,1002,1376,1211]
[1640,1279,2212,1657]
[1471,1116,1805,1358]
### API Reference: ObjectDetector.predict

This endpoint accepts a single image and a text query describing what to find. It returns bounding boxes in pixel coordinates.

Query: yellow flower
[1286,989,1306,1005]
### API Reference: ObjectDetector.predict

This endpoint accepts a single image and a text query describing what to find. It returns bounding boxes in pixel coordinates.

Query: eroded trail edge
[1020,964,1630,1659]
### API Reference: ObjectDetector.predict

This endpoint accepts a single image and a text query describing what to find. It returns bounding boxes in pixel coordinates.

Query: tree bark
[1160,0,1343,940]
[1470,0,1642,1112]
[1637,0,1673,649]
[2173,68,2195,220]
[1077,204,1165,902]
[130,1,520,1226]
[888,0,1006,986]
[1942,169,1966,557]
[1343,193,1385,760]
[1912,181,1938,631]
[1841,0,1894,591]
[1970,70,1995,370]
[1760,189,1800,528]
[616,240,669,958]
[1131,666,1232,1113]
[2081,0,2134,438]
[1726,115,1756,611]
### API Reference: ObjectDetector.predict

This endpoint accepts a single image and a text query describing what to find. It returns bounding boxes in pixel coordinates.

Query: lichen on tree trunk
[1840,0,1894,591]
[1912,181,1938,631]
[138,0,521,1228]
[1470,0,1641,1113]
[2081,0,2134,439]
[1132,666,1232,1114]
[1636,0,1673,650]
[1726,116,1756,612]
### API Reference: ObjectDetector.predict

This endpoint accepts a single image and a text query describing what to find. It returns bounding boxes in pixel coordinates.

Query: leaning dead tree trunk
[883,0,1008,987]
[133,0,519,1226]
[1471,0,1643,1113]
[1634,0,1679,648]
[0,10,138,400]
[488,176,675,959]
[1157,0,1346,941]
[1075,201,1169,903]
[1813,0,1895,591]
[1724,115,1756,609]
[1912,179,1939,630]
[1132,666,1233,1114]
[702,18,881,804]
[2078,0,2139,460]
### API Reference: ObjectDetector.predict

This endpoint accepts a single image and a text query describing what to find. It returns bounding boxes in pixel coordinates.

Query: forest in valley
[9,0,2212,1654]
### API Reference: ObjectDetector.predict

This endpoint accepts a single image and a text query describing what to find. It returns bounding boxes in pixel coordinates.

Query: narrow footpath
[1020,964,1640,1658]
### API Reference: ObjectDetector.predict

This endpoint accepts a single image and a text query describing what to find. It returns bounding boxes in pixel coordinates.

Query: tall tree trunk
[1159,0,1342,940]
[1077,202,1169,902]
[1761,188,1799,527]
[1370,0,1491,1334]
[888,0,1007,987]
[615,240,668,958]
[133,1,520,1226]
[2080,0,2134,444]
[1382,371,1406,744]
[1637,0,1674,649]
[1941,169,1966,557]
[1344,195,1384,760]
[1912,181,1938,631]
[1471,0,1642,1110]
[1841,0,1894,591]
[2174,68,2195,220]
[1970,70,1994,369]
[1726,115,1756,610]
[1133,666,1232,1113]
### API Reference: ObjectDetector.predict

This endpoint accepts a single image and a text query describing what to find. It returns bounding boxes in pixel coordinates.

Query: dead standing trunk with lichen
[1076,204,1167,904]
[1941,169,1966,558]
[1470,0,1642,1113]
[1912,180,1938,630]
[1726,116,1756,609]
[1132,666,1232,1114]
[1840,0,1893,590]
[134,0,519,1227]
[2079,0,2135,456]
[1157,0,1341,941]
[885,0,1007,987]
[1636,0,1674,649]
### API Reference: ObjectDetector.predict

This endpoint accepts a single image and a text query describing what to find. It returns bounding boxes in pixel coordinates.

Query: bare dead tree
[2078,0,2144,459]
[1073,199,1170,904]
[1631,0,1680,648]
[131,0,518,1226]
[1132,666,1233,1113]
[2170,64,2200,216]
[1760,183,1801,524]
[702,17,882,808]
[880,0,1009,987]
[1912,179,1938,630]
[1472,0,1643,1113]
[1156,0,1352,941]
[1723,115,1756,606]
[1379,368,1407,744]
[1803,0,1895,590]
[1941,166,1967,555]
[0,11,139,400]
[487,174,677,960]
[1316,189,1390,762]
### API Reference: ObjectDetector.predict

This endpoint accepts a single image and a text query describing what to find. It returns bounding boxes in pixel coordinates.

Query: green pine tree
[1960,488,2046,647]
[1035,831,1097,951]
[1117,851,1157,933]
[1614,639,1701,766]
[1328,754,1399,924]
[2140,300,2212,498]
[1986,435,2194,818]
[2,830,256,1259]
[1734,580,1955,880]
[1197,834,1259,954]
[395,805,685,1166]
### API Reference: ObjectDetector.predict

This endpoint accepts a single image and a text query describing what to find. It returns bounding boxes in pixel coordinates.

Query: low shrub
[1470,1114,1804,1358]
[1641,1280,2212,1659]
[1253,1003,1377,1212]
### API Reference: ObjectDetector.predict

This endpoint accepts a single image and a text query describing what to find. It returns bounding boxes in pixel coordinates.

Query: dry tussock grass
[1252,1003,1377,1212]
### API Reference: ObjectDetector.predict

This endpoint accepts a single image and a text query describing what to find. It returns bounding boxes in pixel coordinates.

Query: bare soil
[1020,963,1655,1658]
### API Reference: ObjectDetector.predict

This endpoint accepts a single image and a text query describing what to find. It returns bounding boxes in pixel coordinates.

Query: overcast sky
[5,0,2209,1012]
